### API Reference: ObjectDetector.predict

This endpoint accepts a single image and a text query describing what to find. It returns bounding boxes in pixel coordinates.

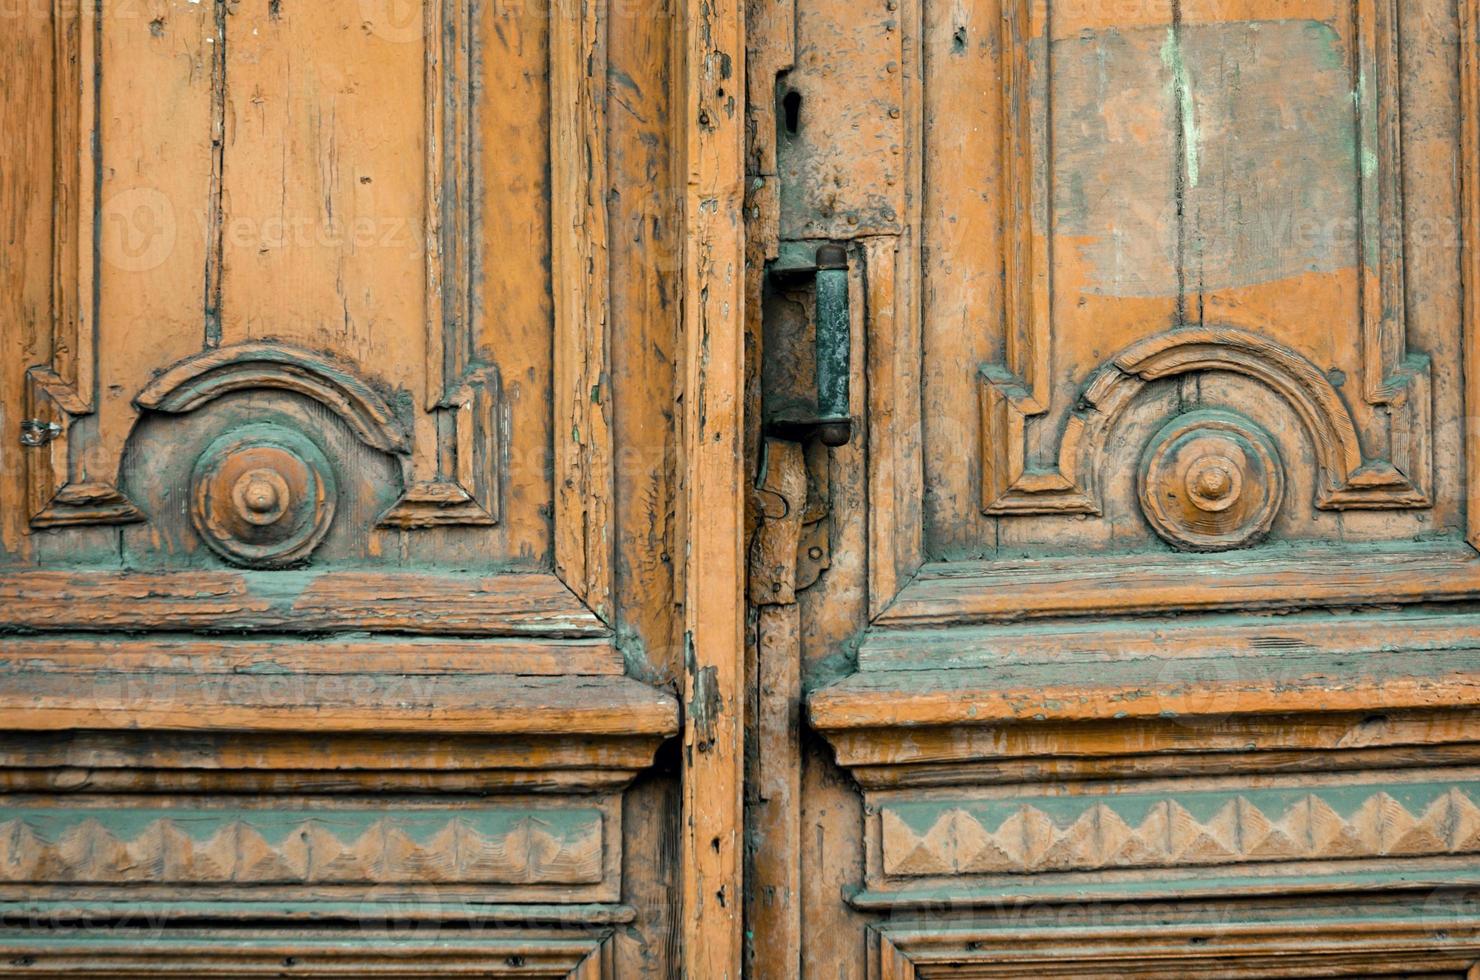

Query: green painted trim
[0,900,637,925]
[852,866,1480,909]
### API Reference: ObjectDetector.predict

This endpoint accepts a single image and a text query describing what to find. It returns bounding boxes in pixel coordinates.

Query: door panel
[0,0,691,972]
[748,0,1480,974]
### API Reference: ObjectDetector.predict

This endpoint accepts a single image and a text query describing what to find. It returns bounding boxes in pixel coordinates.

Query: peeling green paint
[1160,27,1200,189]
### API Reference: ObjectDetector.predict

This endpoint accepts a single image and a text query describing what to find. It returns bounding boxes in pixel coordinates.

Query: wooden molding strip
[0,669,679,738]
[859,607,1480,673]
[1464,0,1480,550]
[857,863,1480,912]
[1,636,622,678]
[873,909,1480,977]
[811,648,1480,730]
[0,569,607,636]
[826,711,1480,785]
[875,542,1480,627]
[551,0,616,619]
[0,932,616,977]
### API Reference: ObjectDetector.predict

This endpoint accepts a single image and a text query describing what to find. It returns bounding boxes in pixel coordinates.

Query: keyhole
[782,90,802,136]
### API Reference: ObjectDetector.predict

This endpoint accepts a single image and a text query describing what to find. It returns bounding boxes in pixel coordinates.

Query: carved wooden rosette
[190,425,337,569]
[980,0,1431,524]
[1138,410,1283,551]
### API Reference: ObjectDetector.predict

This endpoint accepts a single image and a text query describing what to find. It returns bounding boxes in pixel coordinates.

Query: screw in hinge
[19,420,62,447]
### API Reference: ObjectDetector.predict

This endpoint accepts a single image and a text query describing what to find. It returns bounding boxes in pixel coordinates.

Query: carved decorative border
[870,779,1480,883]
[0,800,610,895]
[0,794,623,907]
[135,344,411,455]
[980,0,1431,516]
[995,326,1431,513]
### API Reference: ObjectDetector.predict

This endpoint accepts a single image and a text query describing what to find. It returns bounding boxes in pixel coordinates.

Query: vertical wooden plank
[552,0,615,618]
[864,236,923,617]
[748,602,802,978]
[0,0,55,557]
[741,0,793,967]
[607,0,679,681]
[476,0,552,566]
[745,437,805,977]
[606,0,684,970]
[1464,0,1480,551]
[678,0,745,966]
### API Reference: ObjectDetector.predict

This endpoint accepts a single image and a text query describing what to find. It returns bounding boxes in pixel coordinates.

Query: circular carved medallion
[1138,410,1284,552]
[191,425,337,568]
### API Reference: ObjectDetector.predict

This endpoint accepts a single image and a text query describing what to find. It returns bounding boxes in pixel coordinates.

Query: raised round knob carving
[233,468,290,525]
[1184,456,1241,512]
[1139,410,1283,552]
[191,425,336,569]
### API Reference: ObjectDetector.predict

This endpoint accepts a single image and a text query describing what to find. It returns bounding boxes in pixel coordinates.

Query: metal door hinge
[763,241,852,447]
[20,420,62,447]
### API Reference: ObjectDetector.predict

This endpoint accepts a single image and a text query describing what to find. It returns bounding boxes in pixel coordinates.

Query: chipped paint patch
[1054,21,1359,296]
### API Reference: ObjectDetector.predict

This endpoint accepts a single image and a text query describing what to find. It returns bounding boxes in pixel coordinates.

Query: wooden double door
[3,0,1480,974]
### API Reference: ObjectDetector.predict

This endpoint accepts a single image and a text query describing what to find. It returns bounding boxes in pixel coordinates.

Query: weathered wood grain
[859,607,1480,672]
[0,569,606,635]
[0,0,53,557]
[812,649,1480,729]
[875,542,1480,626]
[0,669,677,737]
[679,0,748,963]
[0,635,621,677]
[551,0,616,619]
[1465,0,1480,552]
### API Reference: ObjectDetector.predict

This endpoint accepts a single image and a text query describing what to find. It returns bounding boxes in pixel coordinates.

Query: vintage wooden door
[746,0,1480,975]
[0,0,753,972]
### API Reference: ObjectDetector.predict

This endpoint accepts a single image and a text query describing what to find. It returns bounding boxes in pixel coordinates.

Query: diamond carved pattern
[881,787,1480,877]
[0,808,604,886]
